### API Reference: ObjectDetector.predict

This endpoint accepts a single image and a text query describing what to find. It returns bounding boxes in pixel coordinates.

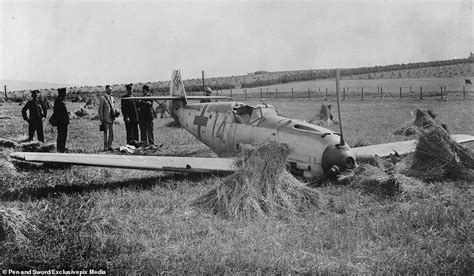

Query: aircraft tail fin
[170,69,187,105]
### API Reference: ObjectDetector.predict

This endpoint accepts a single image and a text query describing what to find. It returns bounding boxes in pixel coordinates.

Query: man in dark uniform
[200,87,213,103]
[53,87,69,152]
[21,90,46,142]
[121,83,139,144]
[138,85,156,145]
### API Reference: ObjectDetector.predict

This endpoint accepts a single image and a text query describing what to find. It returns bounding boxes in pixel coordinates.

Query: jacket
[99,94,115,123]
[138,100,155,121]
[121,94,139,122]
[22,99,46,122]
[53,98,69,127]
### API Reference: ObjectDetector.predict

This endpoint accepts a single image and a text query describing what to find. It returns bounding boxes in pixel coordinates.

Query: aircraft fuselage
[170,100,356,178]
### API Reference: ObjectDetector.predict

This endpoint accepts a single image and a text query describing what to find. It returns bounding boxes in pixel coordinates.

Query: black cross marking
[193,104,209,140]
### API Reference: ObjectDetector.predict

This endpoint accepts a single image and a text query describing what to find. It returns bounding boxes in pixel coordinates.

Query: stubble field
[1,98,473,273]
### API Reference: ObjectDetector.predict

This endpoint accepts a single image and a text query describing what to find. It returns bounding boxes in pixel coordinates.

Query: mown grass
[1,99,473,273]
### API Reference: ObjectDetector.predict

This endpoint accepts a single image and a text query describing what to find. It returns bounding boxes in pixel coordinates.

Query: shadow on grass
[1,172,228,202]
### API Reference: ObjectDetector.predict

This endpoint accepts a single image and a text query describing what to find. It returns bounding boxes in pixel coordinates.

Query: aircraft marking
[193,104,210,140]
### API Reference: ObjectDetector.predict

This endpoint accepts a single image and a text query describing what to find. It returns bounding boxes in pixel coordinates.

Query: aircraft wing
[9,152,236,173]
[351,134,474,157]
[123,96,231,101]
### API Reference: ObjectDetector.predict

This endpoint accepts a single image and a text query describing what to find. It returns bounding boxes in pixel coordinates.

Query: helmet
[204,87,213,93]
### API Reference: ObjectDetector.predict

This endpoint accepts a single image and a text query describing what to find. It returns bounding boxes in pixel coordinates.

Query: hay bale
[338,164,427,198]
[409,125,474,181]
[74,107,90,117]
[191,140,319,219]
[413,109,448,131]
[0,206,39,244]
[84,97,98,109]
[308,104,338,126]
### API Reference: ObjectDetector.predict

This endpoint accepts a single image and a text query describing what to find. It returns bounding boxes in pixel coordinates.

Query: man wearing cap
[98,85,116,151]
[52,87,69,152]
[21,90,47,142]
[121,83,139,144]
[137,85,156,145]
[200,87,213,103]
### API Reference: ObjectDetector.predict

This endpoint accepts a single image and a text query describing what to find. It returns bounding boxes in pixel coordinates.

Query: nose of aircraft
[321,143,356,174]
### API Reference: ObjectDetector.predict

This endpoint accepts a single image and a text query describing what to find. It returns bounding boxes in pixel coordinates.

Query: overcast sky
[0,0,472,86]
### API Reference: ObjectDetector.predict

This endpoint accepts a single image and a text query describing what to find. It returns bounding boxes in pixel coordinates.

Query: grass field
[1,98,473,273]
[214,77,473,101]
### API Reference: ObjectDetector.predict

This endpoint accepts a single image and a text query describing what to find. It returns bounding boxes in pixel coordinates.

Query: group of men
[21,84,213,152]
[99,83,156,151]
[21,88,69,152]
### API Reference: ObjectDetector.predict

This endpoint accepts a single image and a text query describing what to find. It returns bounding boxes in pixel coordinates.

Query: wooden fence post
[343,88,346,101]
[361,87,364,101]
[463,86,466,100]
[419,86,423,100]
[260,88,263,99]
[410,86,412,93]
[275,89,278,99]
[380,87,383,100]
[325,88,328,101]
[440,86,443,100]
[245,88,247,100]
[400,87,402,99]
[291,88,294,101]
[307,88,310,100]
[230,88,233,99]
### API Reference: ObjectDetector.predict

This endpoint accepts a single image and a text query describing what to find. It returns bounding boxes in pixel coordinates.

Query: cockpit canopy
[231,103,276,125]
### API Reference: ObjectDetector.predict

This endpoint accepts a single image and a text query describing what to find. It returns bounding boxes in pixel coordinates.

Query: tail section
[170,69,187,105]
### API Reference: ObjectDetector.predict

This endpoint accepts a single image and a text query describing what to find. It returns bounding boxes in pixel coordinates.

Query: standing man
[53,87,69,152]
[121,83,139,144]
[200,87,213,103]
[138,85,156,145]
[21,90,46,142]
[98,85,116,151]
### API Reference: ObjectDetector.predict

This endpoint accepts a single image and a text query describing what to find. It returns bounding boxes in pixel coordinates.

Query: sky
[0,0,472,86]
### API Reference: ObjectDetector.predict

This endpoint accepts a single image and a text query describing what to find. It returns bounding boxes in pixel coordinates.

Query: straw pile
[340,108,473,196]
[308,104,338,126]
[338,164,427,199]
[191,139,319,219]
[1,152,18,178]
[0,206,39,245]
[408,109,474,180]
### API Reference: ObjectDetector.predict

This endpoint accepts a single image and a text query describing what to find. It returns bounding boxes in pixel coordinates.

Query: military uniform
[121,93,139,144]
[21,96,46,142]
[138,99,155,145]
[53,90,69,152]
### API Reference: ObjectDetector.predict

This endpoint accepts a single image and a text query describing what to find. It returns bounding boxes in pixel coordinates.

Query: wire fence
[207,85,473,101]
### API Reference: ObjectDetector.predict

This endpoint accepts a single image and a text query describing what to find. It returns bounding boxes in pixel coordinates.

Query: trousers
[125,121,139,144]
[103,122,114,149]
[139,120,154,145]
[28,120,44,142]
[57,125,68,152]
